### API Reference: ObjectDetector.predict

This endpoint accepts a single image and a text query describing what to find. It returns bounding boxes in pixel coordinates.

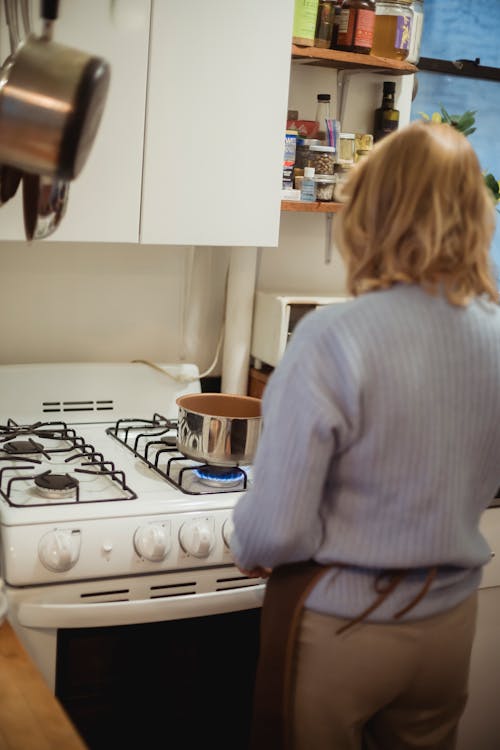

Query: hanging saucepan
[176,394,262,467]
[0,0,110,181]
[0,0,24,204]
[19,0,69,239]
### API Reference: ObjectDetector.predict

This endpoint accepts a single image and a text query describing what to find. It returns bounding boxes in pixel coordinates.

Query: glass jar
[338,132,356,165]
[314,1,339,49]
[310,145,336,175]
[407,0,424,64]
[295,138,320,170]
[335,0,376,54]
[333,164,353,201]
[314,174,336,201]
[371,0,413,61]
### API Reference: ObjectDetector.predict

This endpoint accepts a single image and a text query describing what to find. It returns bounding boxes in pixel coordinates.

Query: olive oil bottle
[373,81,399,142]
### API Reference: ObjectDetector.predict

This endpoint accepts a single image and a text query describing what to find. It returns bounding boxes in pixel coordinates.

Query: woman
[230,120,500,750]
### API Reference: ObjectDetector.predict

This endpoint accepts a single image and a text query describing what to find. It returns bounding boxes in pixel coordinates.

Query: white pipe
[221,247,258,394]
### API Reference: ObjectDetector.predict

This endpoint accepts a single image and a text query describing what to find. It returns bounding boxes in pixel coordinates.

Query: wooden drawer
[248,367,273,398]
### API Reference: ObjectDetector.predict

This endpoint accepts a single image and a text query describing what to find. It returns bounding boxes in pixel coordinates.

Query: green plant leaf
[485,173,500,199]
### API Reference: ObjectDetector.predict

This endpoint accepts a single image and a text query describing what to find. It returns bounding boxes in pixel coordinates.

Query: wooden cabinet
[140,0,295,246]
[248,366,272,399]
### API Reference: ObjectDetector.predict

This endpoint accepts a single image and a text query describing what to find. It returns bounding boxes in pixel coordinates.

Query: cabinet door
[0,0,150,243]
[140,0,294,247]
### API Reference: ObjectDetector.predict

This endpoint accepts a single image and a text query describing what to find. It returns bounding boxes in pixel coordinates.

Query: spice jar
[314,1,339,49]
[309,144,336,175]
[293,0,320,47]
[335,0,376,54]
[371,0,413,60]
[295,138,320,170]
[314,174,336,201]
[338,132,356,165]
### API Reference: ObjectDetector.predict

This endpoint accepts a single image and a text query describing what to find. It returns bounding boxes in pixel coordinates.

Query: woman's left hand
[237,565,272,579]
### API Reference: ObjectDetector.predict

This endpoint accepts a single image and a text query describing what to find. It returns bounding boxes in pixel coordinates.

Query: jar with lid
[335,0,376,55]
[314,1,339,49]
[371,0,413,60]
[295,138,320,170]
[314,174,336,201]
[309,145,336,175]
[407,0,424,64]
[338,132,356,165]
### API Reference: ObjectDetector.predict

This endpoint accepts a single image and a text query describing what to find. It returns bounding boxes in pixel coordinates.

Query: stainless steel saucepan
[0,0,110,181]
[176,393,262,467]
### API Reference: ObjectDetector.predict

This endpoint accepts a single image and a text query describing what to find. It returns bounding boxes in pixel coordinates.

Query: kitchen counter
[0,619,87,750]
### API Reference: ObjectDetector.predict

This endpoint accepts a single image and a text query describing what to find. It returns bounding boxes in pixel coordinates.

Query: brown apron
[249,561,437,750]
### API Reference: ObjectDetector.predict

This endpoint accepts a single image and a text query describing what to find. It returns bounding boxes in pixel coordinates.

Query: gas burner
[34,472,79,499]
[193,465,245,488]
[4,439,45,455]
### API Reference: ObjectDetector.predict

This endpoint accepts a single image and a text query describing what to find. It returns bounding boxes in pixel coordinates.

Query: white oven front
[7,569,265,750]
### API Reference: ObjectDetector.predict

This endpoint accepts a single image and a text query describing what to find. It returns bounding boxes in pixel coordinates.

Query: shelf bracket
[324,213,334,265]
[336,68,365,125]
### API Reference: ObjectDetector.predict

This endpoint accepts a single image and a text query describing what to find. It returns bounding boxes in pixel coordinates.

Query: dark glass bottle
[335,0,376,54]
[373,81,400,142]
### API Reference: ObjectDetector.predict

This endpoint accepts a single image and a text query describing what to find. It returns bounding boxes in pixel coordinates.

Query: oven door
[8,580,264,750]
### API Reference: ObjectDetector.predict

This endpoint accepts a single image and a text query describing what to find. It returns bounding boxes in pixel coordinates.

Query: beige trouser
[291,592,478,750]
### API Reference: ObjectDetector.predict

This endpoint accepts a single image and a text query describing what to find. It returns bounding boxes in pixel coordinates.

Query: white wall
[0,69,414,376]
[0,242,227,373]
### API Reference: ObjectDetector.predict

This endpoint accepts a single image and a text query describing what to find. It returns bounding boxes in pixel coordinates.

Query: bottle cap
[304,167,315,179]
[383,81,396,93]
[317,93,331,101]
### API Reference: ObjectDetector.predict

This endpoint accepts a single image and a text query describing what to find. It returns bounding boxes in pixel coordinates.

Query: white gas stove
[0,362,264,695]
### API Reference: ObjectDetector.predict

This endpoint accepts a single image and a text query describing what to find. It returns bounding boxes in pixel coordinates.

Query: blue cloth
[231,284,500,621]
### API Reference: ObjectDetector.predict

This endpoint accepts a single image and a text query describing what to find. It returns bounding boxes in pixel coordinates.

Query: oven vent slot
[215,575,263,591]
[80,588,130,602]
[149,580,197,598]
[42,399,115,413]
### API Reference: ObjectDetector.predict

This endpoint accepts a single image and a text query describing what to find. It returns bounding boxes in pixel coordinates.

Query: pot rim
[176,393,262,420]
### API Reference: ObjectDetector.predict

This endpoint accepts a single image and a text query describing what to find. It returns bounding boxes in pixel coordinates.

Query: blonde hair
[335,120,498,305]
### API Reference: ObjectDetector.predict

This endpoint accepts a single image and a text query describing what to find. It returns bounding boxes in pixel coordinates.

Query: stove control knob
[134,524,171,562]
[38,529,81,572]
[222,518,234,548]
[179,519,215,558]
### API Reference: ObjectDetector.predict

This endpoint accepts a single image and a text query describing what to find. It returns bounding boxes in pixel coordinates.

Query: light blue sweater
[231,284,500,621]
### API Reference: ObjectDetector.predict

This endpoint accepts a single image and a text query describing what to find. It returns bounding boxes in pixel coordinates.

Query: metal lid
[310,145,336,153]
[314,174,336,182]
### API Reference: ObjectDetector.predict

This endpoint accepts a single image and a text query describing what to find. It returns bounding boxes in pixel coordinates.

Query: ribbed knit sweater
[231,284,500,621]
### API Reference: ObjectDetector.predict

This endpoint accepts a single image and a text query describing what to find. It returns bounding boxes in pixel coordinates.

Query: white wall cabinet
[0,0,294,247]
[140,0,294,247]
[0,0,151,243]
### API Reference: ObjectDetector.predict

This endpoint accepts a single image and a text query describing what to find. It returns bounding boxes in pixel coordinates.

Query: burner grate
[107,415,248,495]
[0,420,137,507]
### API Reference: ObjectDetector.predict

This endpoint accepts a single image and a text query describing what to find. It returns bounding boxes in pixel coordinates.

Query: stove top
[0,362,250,587]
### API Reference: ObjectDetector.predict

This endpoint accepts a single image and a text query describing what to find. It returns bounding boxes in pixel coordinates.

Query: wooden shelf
[291,44,418,75]
[281,200,343,213]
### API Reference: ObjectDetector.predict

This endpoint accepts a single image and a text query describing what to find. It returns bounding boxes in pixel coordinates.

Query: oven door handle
[16,585,266,629]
